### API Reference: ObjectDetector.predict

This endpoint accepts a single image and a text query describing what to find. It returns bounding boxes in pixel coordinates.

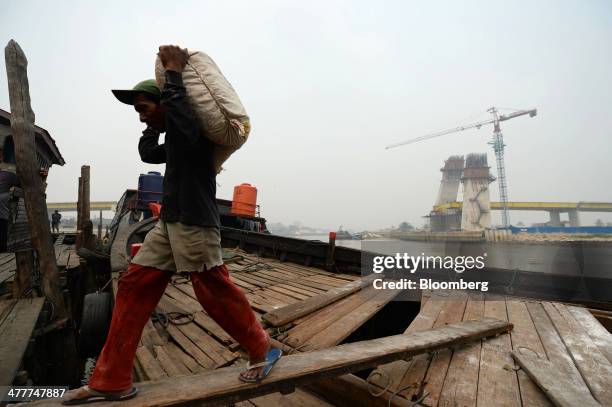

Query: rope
[366,370,392,397]
[365,357,432,407]
[516,346,540,358]
[152,311,194,328]
[242,262,274,273]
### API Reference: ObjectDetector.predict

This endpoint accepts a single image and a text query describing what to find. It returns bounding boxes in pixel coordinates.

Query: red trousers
[88,263,268,392]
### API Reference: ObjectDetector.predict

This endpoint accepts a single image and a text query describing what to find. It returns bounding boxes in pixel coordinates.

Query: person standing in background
[51,209,62,233]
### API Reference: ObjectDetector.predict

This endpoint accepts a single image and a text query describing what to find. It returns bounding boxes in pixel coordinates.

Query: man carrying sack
[62,45,280,405]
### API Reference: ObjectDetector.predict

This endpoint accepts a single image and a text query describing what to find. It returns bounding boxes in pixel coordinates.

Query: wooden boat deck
[107,249,612,407]
[368,290,612,406]
[123,250,363,373]
[114,249,385,406]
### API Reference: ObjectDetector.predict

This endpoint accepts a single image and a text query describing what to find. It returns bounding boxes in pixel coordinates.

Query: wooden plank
[244,294,279,314]
[257,288,302,304]
[193,312,234,345]
[164,285,202,313]
[176,322,236,367]
[133,357,147,382]
[256,268,304,282]
[166,325,217,370]
[247,388,335,407]
[234,273,274,288]
[248,271,289,285]
[512,351,600,407]
[284,287,379,349]
[33,318,512,406]
[274,283,320,297]
[0,268,16,285]
[301,275,348,287]
[568,306,612,364]
[301,288,400,351]
[506,300,552,407]
[230,275,259,291]
[265,285,310,301]
[525,302,591,395]
[140,320,166,349]
[543,302,612,405]
[0,253,14,264]
[0,297,45,385]
[136,346,168,381]
[261,262,316,277]
[438,293,484,407]
[262,276,374,327]
[292,278,337,291]
[0,258,17,287]
[281,280,326,295]
[239,273,283,287]
[166,280,198,301]
[403,292,469,403]
[247,292,287,312]
[476,297,521,407]
[154,345,189,377]
[0,299,16,325]
[164,342,204,374]
[265,284,323,301]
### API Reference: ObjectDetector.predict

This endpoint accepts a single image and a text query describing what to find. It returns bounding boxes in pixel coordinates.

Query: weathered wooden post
[5,40,66,318]
[13,250,34,298]
[76,175,82,245]
[81,165,90,226]
[98,209,103,239]
[76,165,91,249]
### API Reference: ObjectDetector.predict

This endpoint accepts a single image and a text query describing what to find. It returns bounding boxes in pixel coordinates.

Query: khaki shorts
[131,220,223,272]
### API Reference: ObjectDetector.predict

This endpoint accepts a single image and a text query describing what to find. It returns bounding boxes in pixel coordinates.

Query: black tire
[78,292,112,358]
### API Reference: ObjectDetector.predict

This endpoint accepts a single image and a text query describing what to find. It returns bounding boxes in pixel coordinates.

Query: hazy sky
[1,0,611,230]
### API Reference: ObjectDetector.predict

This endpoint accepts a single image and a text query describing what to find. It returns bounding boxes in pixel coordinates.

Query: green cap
[112,79,161,105]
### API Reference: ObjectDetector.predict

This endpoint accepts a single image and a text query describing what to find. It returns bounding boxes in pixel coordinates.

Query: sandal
[62,385,138,405]
[239,348,283,383]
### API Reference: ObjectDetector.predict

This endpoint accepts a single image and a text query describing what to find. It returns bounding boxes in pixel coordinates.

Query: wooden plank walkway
[0,297,45,385]
[366,292,612,407]
[30,318,511,406]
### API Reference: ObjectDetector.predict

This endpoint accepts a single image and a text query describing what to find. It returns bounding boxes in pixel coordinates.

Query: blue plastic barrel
[138,171,163,205]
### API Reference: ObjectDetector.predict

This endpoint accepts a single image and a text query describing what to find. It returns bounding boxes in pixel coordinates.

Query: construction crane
[386,107,537,228]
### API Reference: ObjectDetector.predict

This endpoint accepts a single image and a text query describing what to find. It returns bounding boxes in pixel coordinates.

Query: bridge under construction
[429,155,612,231]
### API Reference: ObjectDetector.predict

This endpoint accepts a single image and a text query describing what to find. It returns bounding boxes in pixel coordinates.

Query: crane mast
[387,107,537,228]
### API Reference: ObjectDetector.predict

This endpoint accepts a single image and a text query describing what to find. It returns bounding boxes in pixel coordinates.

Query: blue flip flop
[239,348,283,383]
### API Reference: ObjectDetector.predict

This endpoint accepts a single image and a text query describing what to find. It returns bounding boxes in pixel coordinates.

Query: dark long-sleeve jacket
[138,71,219,228]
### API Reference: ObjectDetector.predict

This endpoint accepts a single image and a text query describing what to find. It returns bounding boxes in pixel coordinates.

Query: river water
[297,234,612,302]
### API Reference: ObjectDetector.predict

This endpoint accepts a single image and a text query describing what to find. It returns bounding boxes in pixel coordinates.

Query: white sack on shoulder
[156,50,250,172]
